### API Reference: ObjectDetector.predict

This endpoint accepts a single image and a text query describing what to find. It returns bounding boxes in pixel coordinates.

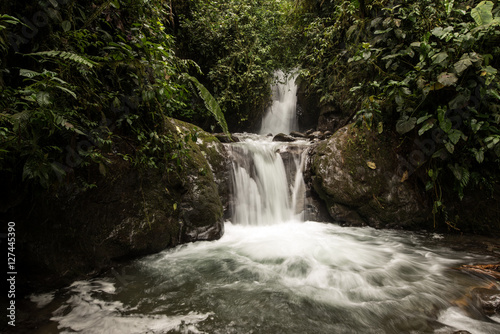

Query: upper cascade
[259,70,298,135]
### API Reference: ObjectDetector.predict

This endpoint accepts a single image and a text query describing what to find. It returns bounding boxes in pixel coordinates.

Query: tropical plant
[297,0,500,230]
[1,0,229,191]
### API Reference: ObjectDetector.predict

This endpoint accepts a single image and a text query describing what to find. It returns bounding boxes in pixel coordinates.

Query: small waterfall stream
[24,72,500,334]
[228,135,308,225]
[229,70,307,226]
[259,70,299,135]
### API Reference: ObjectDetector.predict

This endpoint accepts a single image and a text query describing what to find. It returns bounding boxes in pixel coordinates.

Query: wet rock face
[309,125,432,229]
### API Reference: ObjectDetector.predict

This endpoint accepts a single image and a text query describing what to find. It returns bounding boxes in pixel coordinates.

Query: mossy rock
[12,118,228,292]
[310,125,432,229]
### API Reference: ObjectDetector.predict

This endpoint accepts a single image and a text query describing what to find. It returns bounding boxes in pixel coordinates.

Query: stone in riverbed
[273,133,296,142]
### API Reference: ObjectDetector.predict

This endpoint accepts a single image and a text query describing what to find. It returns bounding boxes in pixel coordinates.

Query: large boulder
[309,125,432,229]
[11,118,228,291]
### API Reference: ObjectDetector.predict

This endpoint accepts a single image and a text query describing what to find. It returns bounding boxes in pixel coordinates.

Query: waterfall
[228,136,308,225]
[229,70,306,226]
[259,70,298,135]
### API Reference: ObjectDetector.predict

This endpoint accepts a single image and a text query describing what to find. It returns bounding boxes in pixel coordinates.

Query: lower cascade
[228,134,308,226]
[23,73,500,334]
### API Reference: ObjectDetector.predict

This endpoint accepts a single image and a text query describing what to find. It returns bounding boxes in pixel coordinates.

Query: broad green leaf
[485,136,500,148]
[417,114,432,124]
[440,118,452,133]
[62,20,71,32]
[438,107,446,124]
[183,74,229,135]
[445,141,455,153]
[431,26,453,39]
[472,148,485,163]
[396,116,416,134]
[445,0,455,16]
[471,119,484,133]
[419,119,436,136]
[454,56,473,76]
[448,129,463,145]
[374,28,392,35]
[471,1,494,26]
[487,89,500,100]
[432,52,449,66]
[481,65,498,75]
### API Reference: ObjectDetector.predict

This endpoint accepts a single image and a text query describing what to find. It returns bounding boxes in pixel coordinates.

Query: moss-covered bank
[5,118,228,293]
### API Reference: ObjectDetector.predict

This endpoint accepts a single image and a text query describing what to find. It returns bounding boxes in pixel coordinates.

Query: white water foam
[30,291,55,308]
[51,280,212,334]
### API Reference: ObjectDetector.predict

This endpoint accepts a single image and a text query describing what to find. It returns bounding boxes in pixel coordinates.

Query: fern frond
[19,68,42,78]
[461,167,470,189]
[183,73,229,135]
[26,51,97,68]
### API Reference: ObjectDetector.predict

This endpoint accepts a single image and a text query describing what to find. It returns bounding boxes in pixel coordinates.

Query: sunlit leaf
[419,119,436,136]
[471,1,494,26]
[454,56,473,76]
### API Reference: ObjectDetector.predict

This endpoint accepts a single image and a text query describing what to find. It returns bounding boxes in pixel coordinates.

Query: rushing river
[25,71,500,334]
[29,222,500,334]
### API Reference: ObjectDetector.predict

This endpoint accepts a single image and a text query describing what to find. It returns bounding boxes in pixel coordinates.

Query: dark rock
[290,131,307,138]
[471,287,500,316]
[214,133,239,143]
[296,86,321,132]
[309,125,431,229]
[273,133,296,142]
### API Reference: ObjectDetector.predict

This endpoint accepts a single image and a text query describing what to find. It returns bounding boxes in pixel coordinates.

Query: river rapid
[26,221,500,334]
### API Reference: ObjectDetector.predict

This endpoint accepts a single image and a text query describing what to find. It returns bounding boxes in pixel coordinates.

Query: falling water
[260,70,299,135]
[228,134,308,225]
[229,69,307,226]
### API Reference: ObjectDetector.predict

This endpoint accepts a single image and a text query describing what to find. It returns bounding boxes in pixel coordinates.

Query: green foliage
[183,74,229,135]
[0,0,228,191]
[297,0,500,229]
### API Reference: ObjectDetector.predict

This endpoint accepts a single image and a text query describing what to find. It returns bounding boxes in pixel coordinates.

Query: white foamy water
[42,222,500,333]
[50,280,212,334]
[228,134,308,226]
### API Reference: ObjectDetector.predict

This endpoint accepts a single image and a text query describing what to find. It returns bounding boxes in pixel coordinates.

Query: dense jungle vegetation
[1,0,499,232]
